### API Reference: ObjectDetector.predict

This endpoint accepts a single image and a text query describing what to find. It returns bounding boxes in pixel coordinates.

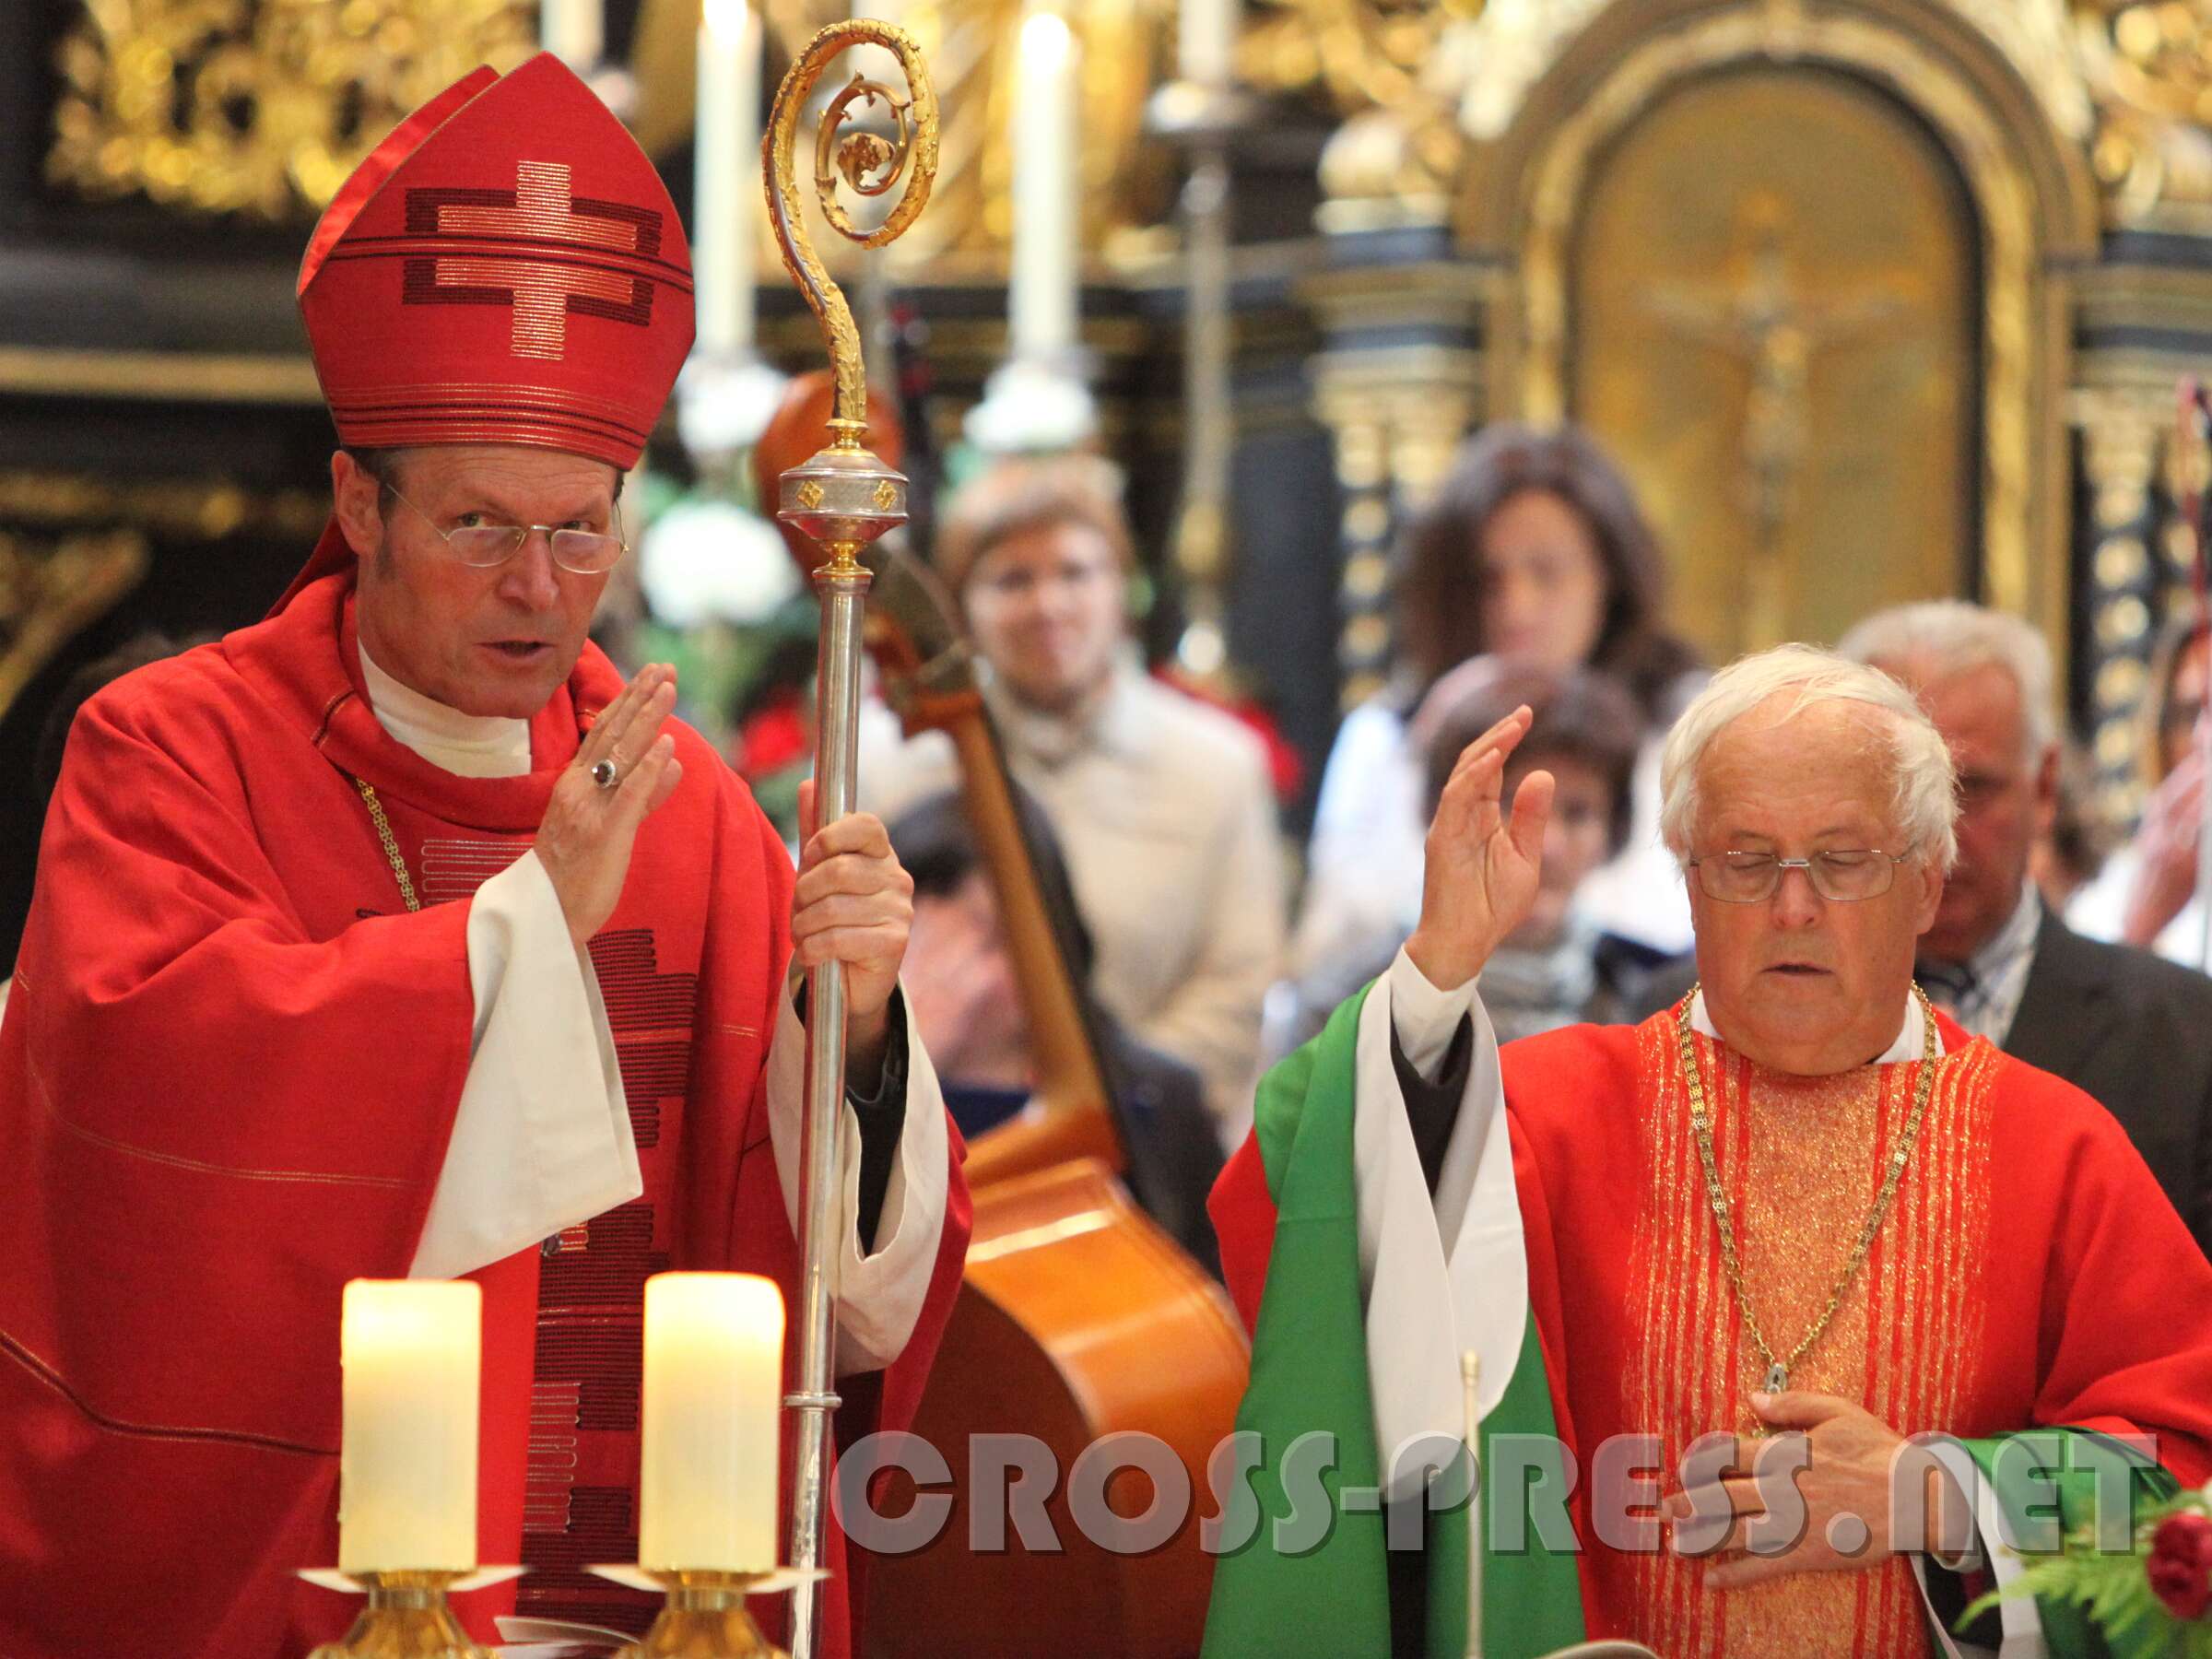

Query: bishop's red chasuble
[0,551,971,1659]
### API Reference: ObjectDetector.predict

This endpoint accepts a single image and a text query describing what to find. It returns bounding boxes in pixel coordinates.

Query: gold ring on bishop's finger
[591,758,619,789]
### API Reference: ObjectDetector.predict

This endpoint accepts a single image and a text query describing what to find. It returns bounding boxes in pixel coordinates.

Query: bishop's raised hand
[1403,704,1553,991]
[538,663,686,952]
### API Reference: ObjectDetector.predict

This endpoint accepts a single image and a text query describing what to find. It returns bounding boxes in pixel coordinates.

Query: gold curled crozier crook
[759,23,936,1659]
[763,20,938,457]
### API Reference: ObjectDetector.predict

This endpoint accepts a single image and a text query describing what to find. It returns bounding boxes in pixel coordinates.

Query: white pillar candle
[541,0,604,71]
[1009,9,1079,363]
[338,1279,482,1575]
[639,1272,786,1571]
[695,0,762,357]
[1178,0,1237,86]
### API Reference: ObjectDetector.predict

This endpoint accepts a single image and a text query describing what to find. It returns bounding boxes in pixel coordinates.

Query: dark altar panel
[0,1,374,973]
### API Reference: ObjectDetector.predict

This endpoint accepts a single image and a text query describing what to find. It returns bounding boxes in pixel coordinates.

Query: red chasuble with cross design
[0,558,971,1659]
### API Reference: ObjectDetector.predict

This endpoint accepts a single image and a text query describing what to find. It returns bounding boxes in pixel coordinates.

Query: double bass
[755,371,1251,1657]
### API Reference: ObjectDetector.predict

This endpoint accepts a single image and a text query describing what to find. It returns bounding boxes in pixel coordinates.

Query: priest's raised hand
[1402,702,1556,992]
[535,661,684,949]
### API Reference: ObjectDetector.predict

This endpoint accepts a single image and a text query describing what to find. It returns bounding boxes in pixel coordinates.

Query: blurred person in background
[1843,599,2212,1253]
[1291,421,1703,1018]
[890,787,1224,1271]
[2030,737,2117,912]
[861,455,1286,1147]
[2070,616,2209,965]
[1278,657,1670,1049]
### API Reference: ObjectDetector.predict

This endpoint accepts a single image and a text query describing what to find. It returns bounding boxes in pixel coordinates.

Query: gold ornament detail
[763,19,937,441]
[2080,0,2212,223]
[48,0,536,220]
[0,468,324,724]
[793,1,1164,274]
[351,780,423,914]
[0,527,148,724]
[872,480,900,511]
[796,480,826,510]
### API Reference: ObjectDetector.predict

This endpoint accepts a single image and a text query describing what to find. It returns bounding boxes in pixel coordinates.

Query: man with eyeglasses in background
[0,56,966,1659]
[1840,599,2212,1257]
[1207,645,2212,1658]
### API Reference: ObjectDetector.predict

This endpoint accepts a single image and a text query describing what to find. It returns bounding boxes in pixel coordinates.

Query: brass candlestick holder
[592,1564,825,1658]
[300,1566,524,1658]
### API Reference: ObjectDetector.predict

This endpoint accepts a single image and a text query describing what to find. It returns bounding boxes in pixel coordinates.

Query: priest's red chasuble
[0,552,971,1659]
[1502,1008,2212,1657]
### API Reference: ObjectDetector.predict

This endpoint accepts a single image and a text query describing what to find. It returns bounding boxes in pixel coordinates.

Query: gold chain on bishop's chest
[1675,983,1939,1395]
[351,778,422,913]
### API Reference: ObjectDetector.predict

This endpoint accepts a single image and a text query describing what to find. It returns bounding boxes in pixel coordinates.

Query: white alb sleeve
[764,978,950,1375]
[1385,946,1481,1083]
[407,851,642,1281]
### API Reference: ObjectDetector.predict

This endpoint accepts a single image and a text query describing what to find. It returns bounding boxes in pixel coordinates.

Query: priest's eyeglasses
[384,486,629,575]
[1688,849,1912,903]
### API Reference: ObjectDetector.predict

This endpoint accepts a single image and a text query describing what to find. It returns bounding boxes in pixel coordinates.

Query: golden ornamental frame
[1465,0,2101,695]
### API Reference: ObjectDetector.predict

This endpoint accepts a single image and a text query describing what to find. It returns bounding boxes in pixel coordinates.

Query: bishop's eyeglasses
[1686,848,1912,903]
[384,485,629,575]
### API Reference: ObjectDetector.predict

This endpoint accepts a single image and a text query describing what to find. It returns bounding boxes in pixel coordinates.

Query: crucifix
[1645,197,1907,646]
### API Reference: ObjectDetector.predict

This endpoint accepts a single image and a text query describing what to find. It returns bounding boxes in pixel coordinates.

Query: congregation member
[891,787,1224,1269]
[2029,739,2115,912]
[1210,646,2212,1657]
[861,455,1286,1146]
[1278,657,1671,1050]
[0,57,966,1659]
[2070,615,2209,966]
[1292,421,1703,1019]
[1841,599,2212,1253]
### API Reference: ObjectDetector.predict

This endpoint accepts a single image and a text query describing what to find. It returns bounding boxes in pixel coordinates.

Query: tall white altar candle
[540,0,604,71]
[639,1272,785,1571]
[695,0,762,357]
[1178,0,1237,86]
[1009,9,1079,363]
[338,1279,482,1574]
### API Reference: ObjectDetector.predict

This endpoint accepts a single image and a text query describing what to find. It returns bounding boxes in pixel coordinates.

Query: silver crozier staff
[759,22,938,1659]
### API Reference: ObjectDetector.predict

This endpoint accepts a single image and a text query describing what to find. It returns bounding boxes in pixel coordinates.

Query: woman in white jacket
[1291,423,1701,1007]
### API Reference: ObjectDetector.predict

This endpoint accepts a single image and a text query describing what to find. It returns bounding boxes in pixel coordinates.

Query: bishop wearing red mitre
[0,54,969,1659]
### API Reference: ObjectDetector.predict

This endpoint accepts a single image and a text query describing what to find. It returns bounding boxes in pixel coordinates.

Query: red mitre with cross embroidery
[299,53,693,472]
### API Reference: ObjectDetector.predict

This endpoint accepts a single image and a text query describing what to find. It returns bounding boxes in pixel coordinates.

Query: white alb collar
[358,640,533,780]
[1689,987,1943,1064]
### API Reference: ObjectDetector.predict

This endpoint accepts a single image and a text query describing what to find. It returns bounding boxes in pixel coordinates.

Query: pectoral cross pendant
[1763,1361,1788,1394]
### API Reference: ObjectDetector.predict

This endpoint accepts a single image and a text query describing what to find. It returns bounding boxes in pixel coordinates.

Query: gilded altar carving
[0,527,147,723]
[0,472,326,722]
[2077,0,2212,227]
[49,0,536,218]
[774,0,1169,274]
[1274,0,2211,229]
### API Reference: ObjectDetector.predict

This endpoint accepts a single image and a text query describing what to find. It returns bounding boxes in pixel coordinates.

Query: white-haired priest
[1207,645,2212,1659]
